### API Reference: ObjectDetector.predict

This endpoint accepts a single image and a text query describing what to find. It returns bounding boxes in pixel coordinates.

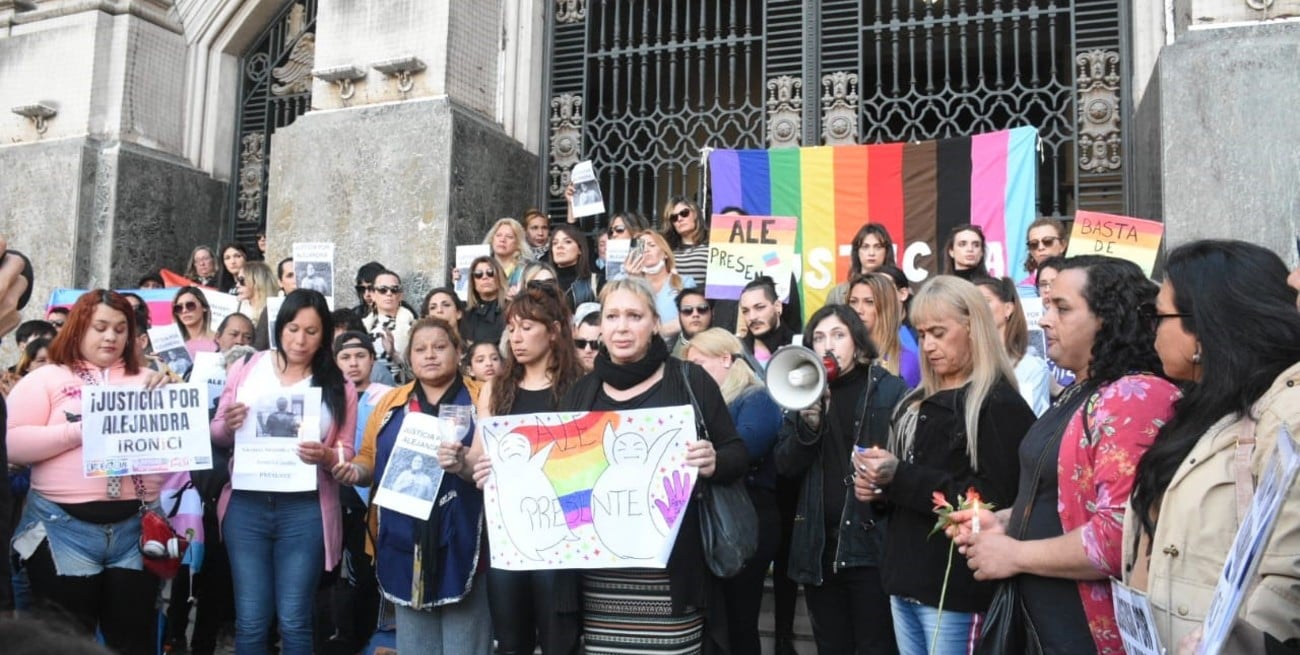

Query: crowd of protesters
[0,184,1298,655]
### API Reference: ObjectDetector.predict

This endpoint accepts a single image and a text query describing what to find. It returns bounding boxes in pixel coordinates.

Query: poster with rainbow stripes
[709,126,1039,318]
[1065,211,1164,277]
[705,214,798,301]
[481,406,699,570]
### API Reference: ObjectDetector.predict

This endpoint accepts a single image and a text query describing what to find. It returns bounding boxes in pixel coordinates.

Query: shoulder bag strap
[1013,384,1101,540]
[1233,416,1259,522]
[679,362,710,442]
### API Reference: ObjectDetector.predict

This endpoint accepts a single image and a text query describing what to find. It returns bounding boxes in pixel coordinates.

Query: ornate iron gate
[541,0,1128,222]
[226,0,318,249]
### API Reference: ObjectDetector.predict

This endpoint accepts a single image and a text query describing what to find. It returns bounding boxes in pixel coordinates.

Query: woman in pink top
[173,285,219,357]
[210,289,357,655]
[7,290,164,653]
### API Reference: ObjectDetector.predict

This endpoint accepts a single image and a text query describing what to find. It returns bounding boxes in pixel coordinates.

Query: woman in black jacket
[855,276,1035,655]
[775,304,908,655]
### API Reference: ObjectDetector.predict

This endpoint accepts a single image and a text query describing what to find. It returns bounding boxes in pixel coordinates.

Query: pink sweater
[6,362,162,503]
[211,351,357,570]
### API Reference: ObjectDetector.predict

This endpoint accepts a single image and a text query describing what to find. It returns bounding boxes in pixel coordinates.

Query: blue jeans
[223,491,324,655]
[394,571,492,655]
[890,596,982,655]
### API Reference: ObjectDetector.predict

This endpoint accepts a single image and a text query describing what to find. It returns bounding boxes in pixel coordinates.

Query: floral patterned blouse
[1057,373,1181,654]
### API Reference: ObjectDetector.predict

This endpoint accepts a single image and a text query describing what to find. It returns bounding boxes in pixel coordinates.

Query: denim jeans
[890,596,982,655]
[394,571,492,655]
[223,491,324,655]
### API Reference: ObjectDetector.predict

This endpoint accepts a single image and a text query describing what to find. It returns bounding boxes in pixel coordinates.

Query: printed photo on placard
[570,160,606,218]
[253,394,306,438]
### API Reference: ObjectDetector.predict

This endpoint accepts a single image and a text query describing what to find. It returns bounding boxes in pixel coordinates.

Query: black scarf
[743,322,796,356]
[594,335,670,390]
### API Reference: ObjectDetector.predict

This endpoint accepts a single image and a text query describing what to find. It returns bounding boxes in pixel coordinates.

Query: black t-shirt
[511,386,555,414]
[1007,388,1097,654]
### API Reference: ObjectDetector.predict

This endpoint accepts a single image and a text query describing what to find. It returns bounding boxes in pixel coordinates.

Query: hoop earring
[1192,347,1202,365]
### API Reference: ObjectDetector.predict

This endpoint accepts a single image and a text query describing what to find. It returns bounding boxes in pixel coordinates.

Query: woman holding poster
[488,277,746,654]
[7,290,165,653]
[211,289,357,655]
[1124,240,1300,651]
[442,281,584,655]
[333,318,490,655]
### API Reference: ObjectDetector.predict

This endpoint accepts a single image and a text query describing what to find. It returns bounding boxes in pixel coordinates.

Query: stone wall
[264,97,537,308]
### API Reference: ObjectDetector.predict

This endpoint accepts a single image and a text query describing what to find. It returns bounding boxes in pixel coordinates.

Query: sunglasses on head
[174,301,200,313]
[672,208,692,222]
[373,285,402,295]
[472,269,494,279]
[1027,236,1061,250]
[680,303,710,316]
[574,339,600,350]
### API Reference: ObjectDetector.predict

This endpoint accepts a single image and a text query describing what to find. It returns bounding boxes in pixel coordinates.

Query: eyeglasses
[1027,236,1061,250]
[608,225,627,236]
[355,284,372,294]
[174,301,200,313]
[472,269,494,279]
[574,339,600,350]
[671,208,693,222]
[373,285,402,295]
[680,303,711,317]
[1138,303,1189,332]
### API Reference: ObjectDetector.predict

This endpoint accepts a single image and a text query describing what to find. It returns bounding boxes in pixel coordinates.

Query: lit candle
[337,443,346,466]
[972,498,981,534]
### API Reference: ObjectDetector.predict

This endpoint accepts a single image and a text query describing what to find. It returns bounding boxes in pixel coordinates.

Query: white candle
[972,498,981,534]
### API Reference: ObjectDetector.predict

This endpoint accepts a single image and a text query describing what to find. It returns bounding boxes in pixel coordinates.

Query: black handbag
[680,364,758,579]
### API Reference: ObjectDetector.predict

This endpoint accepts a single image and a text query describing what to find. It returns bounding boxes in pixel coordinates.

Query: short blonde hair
[599,277,659,323]
[682,328,761,404]
[484,218,528,274]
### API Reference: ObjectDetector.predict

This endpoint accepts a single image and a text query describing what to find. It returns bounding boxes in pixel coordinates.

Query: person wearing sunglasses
[1121,240,1300,652]
[173,286,219,357]
[945,256,1180,655]
[660,196,710,289]
[668,287,712,358]
[1018,217,1070,297]
[362,270,417,384]
[460,256,507,348]
[572,309,601,373]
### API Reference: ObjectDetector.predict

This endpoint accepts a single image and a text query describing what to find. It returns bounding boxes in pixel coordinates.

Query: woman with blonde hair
[624,230,693,340]
[236,260,278,324]
[683,328,783,654]
[460,256,507,347]
[660,195,709,284]
[854,276,1036,655]
[483,218,530,287]
[847,272,921,387]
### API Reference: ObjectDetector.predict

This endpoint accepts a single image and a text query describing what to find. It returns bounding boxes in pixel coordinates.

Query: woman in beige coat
[1125,239,1300,652]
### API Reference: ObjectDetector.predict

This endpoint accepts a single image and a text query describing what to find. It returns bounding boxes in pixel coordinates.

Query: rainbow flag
[709,127,1039,317]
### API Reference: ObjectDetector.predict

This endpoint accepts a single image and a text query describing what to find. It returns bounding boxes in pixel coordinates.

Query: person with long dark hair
[211,289,358,655]
[217,242,249,294]
[461,255,508,347]
[777,304,909,654]
[445,281,585,654]
[550,223,597,310]
[828,223,897,305]
[1123,240,1300,650]
[946,256,1181,654]
[942,225,989,280]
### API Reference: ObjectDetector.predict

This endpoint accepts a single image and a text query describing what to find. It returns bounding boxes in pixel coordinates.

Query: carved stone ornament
[1076,49,1122,173]
[556,0,586,24]
[271,33,315,96]
[237,132,266,223]
[766,75,802,149]
[821,71,860,145]
[549,93,583,196]
[1245,0,1275,10]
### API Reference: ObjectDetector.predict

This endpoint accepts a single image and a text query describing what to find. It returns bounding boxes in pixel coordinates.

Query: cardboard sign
[1065,211,1164,277]
[82,384,213,477]
[482,407,699,570]
[705,214,797,301]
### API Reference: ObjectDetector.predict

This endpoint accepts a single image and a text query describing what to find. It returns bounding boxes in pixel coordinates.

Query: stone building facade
[1,0,1297,319]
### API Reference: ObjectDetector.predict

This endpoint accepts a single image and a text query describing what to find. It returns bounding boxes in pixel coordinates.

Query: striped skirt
[582,569,704,654]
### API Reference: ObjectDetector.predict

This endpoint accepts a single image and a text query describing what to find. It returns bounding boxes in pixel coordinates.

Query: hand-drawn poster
[1065,211,1164,278]
[705,214,797,301]
[482,406,699,570]
[373,413,456,520]
[81,384,213,477]
[230,386,321,492]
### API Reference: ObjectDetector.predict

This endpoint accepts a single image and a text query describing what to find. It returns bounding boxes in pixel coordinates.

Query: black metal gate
[541,0,1128,223]
[226,0,318,249]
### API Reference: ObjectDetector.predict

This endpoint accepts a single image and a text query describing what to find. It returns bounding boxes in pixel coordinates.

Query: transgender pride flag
[709,127,1038,316]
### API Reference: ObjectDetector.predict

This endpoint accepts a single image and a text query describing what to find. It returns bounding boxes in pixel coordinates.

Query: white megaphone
[766,345,840,411]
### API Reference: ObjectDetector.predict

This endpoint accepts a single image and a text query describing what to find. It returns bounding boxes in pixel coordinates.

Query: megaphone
[767,345,841,411]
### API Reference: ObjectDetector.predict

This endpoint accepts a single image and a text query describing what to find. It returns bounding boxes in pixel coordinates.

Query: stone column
[264,0,542,304]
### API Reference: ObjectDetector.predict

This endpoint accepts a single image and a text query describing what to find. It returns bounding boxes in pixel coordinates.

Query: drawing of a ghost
[590,424,679,559]
[487,429,576,561]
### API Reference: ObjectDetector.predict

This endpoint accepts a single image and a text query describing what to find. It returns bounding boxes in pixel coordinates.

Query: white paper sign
[455,245,491,302]
[293,242,336,305]
[188,351,226,412]
[482,407,698,570]
[149,323,194,379]
[201,288,240,331]
[81,384,214,477]
[231,385,322,492]
[372,413,457,519]
[1111,578,1165,655]
[1197,426,1300,655]
[265,296,285,350]
[570,160,606,218]
[605,238,630,282]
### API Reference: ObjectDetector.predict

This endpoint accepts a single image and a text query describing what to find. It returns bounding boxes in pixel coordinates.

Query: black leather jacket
[774,363,907,586]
